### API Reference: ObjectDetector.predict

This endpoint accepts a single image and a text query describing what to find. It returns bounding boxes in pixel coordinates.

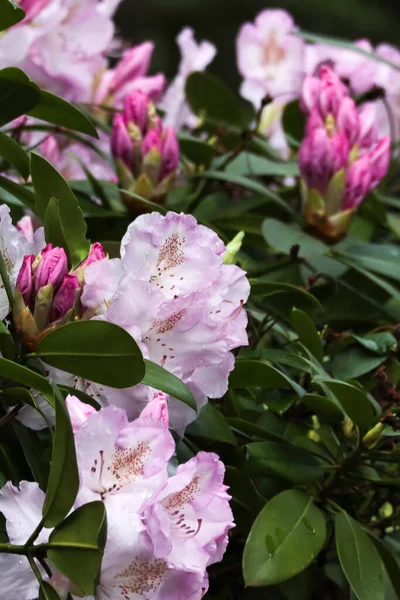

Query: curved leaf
[142,359,196,410]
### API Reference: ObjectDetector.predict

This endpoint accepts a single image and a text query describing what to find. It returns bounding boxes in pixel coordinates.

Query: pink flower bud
[368,137,390,189]
[83,242,106,267]
[111,113,133,168]
[336,97,360,147]
[50,273,79,322]
[35,247,67,294]
[300,75,321,114]
[342,155,372,210]
[299,128,348,193]
[140,392,169,427]
[65,395,96,434]
[142,128,162,159]
[160,126,179,179]
[318,66,348,117]
[305,107,324,136]
[358,104,379,149]
[17,216,34,243]
[112,43,155,91]
[16,255,35,306]
[123,90,151,134]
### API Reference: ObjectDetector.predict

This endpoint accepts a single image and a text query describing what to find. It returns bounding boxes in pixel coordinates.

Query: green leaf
[142,360,196,411]
[0,357,54,401]
[0,130,29,179]
[0,320,15,359]
[195,171,292,214]
[35,321,145,389]
[331,347,385,380]
[0,0,25,31]
[315,378,375,430]
[179,134,213,167]
[342,244,400,282]
[42,384,79,527]
[251,281,322,314]
[230,360,304,396]
[31,152,90,267]
[371,536,400,598]
[0,175,36,210]
[12,420,49,490]
[29,90,98,138]
[262,219,328,258]
[335,512,384,600]
[185,71,255,128]
[302,394,344,424]
[44,197,69,251]
[283,100,306,143]
[46,501,107,596]
[243,490,326,586]
[39,581,62,600]
[227,417,288,443]
[0,68,41,127]
[291,308,323,362]
[246,442,324,483]
[186,403,237,445]
[225,152,300,177]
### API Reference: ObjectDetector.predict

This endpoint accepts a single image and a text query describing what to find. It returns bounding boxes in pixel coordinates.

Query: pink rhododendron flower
[237,9,304,98]
[81,211,249,433]
[65,394,96,433]
[159,28,216,129]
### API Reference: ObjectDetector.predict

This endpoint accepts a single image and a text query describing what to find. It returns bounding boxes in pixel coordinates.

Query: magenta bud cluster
[15,242,106,337]
[299,65,390,213]
[111,89,180,186]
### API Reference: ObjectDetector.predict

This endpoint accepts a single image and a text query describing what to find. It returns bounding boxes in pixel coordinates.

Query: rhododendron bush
[0,2,400,600]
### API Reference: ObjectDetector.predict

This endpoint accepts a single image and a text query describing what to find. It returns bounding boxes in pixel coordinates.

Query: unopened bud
[16,255,35,306]
[342,155,372,210]
[368,137,390,188]
[51,274,80,322]
[299,128,348,194]
[160,126,179,180]
[336,97,360,147]
[34,247,67,294]
[111,114,133,169]
[124,89,152,134]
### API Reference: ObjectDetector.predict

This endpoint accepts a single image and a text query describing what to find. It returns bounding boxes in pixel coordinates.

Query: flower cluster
[80,211,249,432]
[1,0,164,105]
[111,90,180,208]
[0,397,234,600]
[298,66,390,239]
[14,241,105,348]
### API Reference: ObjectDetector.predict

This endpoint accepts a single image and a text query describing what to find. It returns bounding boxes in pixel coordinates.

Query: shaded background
[115,0,400,89]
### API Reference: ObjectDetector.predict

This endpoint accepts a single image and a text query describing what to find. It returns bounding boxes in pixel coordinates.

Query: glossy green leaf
[262,218,328,257]
[179,134,213,167]
[42,384,79,527]
[246,442,324,483]
[331,347,385,380]
[230,360,304,396]
[185,71,255,128]
[283,100,306,142]
[46,501,107,596]
[0,175,36,210]
[335,512,384,600]
[29,90,98,138]
[227,418,288,443]
[0,357,54,401]
[0,0,25,31]
[35,321,145,389]
[371,536,400,598]
[0,320,15,359]
[343,244,400,282]
[225,152,300,177]
[315,378,375,430]
[0,129,29,178]
[0,68,41,127]
[301,394,344,424]
[142,359,196,410]
[39,581,62,600]
[31,152,90,267]
[186,403,237,445]
[291,308,323,362]
[44,197,69,251]
[251,281,322,313]
[243,490,326,586]
[12,421,49,490]
[195,171,292,213]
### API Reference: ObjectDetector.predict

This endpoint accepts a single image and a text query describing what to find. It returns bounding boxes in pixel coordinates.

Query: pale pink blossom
[17,216,35,244]
[80,212,249,433]
[237,9,304,98]
[65,394,96,433]
[159,28,216,129]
